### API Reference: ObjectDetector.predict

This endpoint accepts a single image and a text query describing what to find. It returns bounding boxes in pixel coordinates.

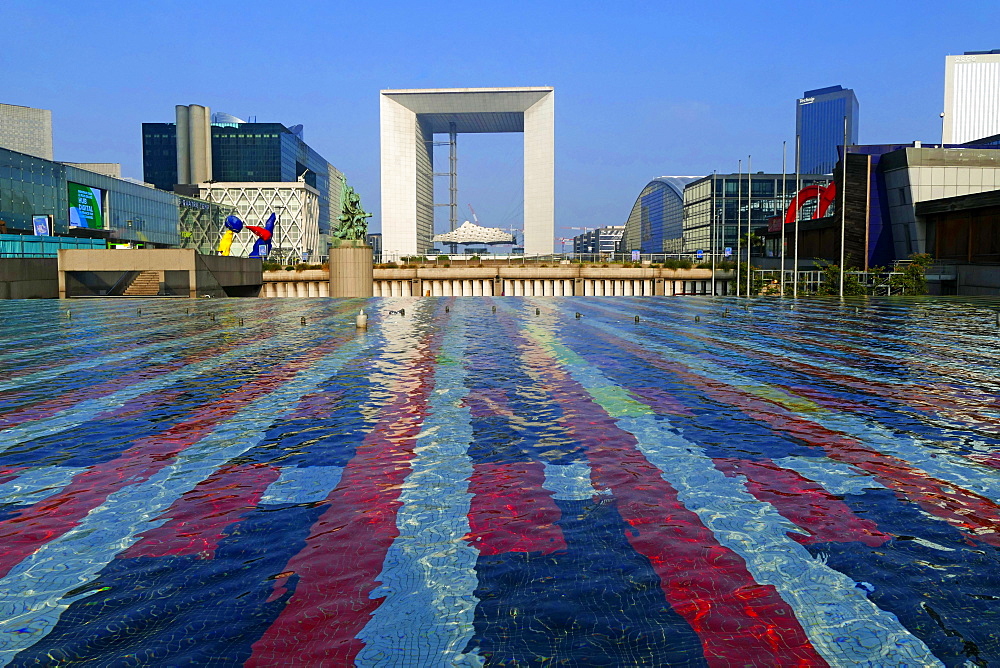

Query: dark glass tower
[796,86,859,175]
[141,118,341,238]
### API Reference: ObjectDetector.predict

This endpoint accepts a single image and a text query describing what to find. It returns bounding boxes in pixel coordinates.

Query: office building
[796,86,859,175]
[0,103,53,160]
[0,146,181,246]
[761,143,1000,278]
[380,88,554,257]
[943,51,1000,144]
[682,172,831,256]
[621,177,700,253]
[573,226,624,256]
[142,107,344,253]
[367,233,382,263]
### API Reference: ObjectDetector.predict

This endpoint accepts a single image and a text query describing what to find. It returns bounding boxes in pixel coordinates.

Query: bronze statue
[332,184,371,241]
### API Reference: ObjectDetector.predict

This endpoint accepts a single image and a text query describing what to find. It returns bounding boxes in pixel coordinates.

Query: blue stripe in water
[9,503,324,666]
[809,487,1000,667]
[467,497,708,666]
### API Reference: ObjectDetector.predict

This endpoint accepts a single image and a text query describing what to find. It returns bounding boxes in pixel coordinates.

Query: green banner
[68,183,104,229]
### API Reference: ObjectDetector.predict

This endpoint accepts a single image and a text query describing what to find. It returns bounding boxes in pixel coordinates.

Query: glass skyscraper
[622,177,700,253]
[796,86,859,175]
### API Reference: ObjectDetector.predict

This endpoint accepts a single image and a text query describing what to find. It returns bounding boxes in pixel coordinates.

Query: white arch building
[380,87,554,257]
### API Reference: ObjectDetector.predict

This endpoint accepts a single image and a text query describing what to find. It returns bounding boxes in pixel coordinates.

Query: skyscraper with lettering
[796,86,859,175]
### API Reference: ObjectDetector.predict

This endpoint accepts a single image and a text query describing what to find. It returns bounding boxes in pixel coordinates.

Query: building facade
[682,173,831,256]
[796,86,859,175]
[0,146,180,246]
[178,196,237,255]
[0,103,53,161]
[142,109,344,253]
[621,177,700,253]
[380,88,554,257]
[943,51,1000,144]
[573,226,624,255]
[193,182,320,263]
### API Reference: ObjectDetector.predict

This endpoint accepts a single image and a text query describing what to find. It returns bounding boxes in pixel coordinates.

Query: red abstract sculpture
[783,182,837,226]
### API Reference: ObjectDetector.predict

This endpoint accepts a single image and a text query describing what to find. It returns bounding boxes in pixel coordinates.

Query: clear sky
[2,0,998,241]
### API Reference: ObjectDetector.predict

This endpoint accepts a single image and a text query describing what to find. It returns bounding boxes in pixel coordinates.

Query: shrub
[470,255,481,262]
[436,255,450,263]
[262,261,282,272]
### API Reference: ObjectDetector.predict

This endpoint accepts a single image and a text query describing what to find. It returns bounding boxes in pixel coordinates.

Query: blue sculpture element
[224,215,244,233]
[247,213,276,259]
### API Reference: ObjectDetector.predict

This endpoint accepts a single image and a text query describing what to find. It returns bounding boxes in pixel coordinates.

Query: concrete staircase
[122,271,161,296]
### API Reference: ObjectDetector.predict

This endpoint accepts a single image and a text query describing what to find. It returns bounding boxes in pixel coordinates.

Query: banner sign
[696,249,704,260]
[724,247,732,257]
[32,215,51,236]
[631,250,640,261]
[68,183,104,229]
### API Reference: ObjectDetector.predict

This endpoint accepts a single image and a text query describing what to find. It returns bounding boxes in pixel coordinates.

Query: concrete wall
[58,249,261,298]
[956,264,1000,295]
[264,265,735,297]
[0,258,58,298]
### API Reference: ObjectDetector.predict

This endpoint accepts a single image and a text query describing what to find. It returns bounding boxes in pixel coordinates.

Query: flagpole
[794,135,801,298]
[711,171,717,297]
[746,155,752,297]
[839,115,848,298]
[780,140,786,296]
[736,160,742,296]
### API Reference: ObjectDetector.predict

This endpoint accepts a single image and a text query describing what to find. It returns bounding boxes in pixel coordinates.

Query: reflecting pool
[1,296,999,666]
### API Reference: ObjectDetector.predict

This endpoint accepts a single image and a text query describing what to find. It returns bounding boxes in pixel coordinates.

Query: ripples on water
[0,296,999,666]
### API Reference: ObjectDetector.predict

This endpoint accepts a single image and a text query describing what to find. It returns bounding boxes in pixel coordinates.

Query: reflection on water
[0,296,999,666]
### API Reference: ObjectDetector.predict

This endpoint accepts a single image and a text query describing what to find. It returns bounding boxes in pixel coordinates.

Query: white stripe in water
[0,326,314,452]
[771,457,888,497]
[260,466,344,505]
[0,328,221,393]
[355,311,482,668]
[0,337,369,665]
[525,317,942,668]
[543,461,600,500]
[0,468,87,506]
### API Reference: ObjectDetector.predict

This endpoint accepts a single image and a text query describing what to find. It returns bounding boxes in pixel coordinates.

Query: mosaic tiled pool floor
[1,296,1000,666]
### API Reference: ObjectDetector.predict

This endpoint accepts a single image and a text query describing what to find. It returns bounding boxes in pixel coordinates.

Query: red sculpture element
[245,225,273,242]
[783,181,837,226]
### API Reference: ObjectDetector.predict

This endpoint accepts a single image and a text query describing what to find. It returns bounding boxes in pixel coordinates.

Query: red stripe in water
[0,337,348,580]
[0,466,29,485]
[119,463,280,559]
[713,458,890,547]
[247,325,441,666]
[515,332,826,667]
[465,461,566,555]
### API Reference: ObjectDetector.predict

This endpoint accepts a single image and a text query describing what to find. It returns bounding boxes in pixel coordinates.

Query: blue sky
[2,1,998,240]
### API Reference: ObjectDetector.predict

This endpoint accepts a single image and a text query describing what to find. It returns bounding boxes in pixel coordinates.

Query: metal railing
[375,252,735,266]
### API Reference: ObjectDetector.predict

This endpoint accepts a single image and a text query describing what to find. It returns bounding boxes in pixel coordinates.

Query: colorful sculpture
[783,183,837,226]
[218,213,276,258]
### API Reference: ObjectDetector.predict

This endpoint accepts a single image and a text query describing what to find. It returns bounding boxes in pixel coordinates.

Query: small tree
[889,253,932,295]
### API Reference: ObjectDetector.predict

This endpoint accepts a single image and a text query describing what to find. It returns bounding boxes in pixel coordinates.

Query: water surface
[1,296,999,666]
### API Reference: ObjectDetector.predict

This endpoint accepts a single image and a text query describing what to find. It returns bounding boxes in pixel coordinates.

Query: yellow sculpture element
[218,229,234,256]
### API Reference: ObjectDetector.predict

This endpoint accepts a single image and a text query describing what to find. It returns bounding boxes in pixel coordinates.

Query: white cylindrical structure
[188,104,212,184]
[175,105,191,185]
[584,280,593,296]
